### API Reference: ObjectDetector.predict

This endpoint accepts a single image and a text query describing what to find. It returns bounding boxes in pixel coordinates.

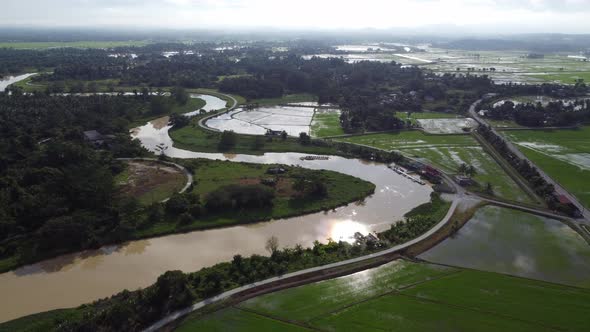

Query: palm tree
[484,182,494,195]
[466,165,477,178]
[457,163,468,174]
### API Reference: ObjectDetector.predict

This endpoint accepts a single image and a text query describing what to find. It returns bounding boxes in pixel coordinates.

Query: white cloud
[1,0,590,33]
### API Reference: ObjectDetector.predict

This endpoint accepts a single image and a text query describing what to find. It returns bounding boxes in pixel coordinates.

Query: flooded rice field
[306,45,590,84]
[417,118,477,134]
[420,205,590,288]
[206,105,322,136]
[0,95,431,323]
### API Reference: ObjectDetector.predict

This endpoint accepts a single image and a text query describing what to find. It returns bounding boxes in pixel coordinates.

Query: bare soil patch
[118,160,186,203]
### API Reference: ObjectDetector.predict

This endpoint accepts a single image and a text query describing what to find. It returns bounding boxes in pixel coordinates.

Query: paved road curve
[197,92,238,132]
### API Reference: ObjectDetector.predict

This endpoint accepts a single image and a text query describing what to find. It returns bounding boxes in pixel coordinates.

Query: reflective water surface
[420,205,590,288]
[0,73,36,92]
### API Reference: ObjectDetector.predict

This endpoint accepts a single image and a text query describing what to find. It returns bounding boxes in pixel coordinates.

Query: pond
[205,105,317,136]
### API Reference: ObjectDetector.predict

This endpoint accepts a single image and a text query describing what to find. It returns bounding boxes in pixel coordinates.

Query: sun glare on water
[329,220,370,243]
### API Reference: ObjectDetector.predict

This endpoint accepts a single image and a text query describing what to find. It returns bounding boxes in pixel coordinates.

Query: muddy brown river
[0,95,431,323]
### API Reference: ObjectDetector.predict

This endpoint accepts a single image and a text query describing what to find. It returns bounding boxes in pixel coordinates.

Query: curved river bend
[0,95,431,323]
[0,73,36,92]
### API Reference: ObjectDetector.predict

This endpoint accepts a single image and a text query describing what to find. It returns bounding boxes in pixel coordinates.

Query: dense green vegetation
[380,193,451,245]
[0,44,495,134]
[503,127,590,208]
[0,88,347,273]
[0,93,151,272]
[177,260,590,332]
[479,97,590,127]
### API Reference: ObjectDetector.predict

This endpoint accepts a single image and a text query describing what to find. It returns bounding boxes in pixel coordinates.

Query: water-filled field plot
[206,106,322,136]
[307,45,590,84]
[336,132,533,203]
[421,205,590,288]
[503,127,590,208]
[417,118,477,134]
[422,50,590,84]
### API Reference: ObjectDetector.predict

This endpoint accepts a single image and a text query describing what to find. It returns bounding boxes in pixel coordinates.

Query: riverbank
[133,159,376,239]
[0,159,374,275]
[1,193,452,331]
[171,114,342,156]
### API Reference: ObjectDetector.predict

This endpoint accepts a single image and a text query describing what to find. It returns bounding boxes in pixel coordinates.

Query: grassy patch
[402,270,590,331]
[134,159,375,238]
[250,93,317,106]
[503,127,590,208]
[238,260,456,322]
[310,110,344,137]
[13,78,123,93]
[487,119,523,128]
[175,308,309,332]
[170,117,338,155]
[116,160,187,205]
[529,72,590,84]
[128,96,206,128]
[395,111,459,125]
[0,308,84,332]
[314,291,547,332]
[177,260,590,332]
[335,131,475,150]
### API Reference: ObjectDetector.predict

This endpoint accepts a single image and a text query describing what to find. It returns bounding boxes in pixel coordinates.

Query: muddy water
[0,96,431,323]
[183,94,228,117]
[420,205,590,288]
[0,73,36,92]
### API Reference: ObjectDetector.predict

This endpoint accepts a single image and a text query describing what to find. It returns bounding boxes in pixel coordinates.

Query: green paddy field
[176,259,590,332]
[336,131,534,203]
[504,127,590,208]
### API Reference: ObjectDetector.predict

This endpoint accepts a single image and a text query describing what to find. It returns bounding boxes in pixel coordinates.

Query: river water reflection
[0,95,432,322]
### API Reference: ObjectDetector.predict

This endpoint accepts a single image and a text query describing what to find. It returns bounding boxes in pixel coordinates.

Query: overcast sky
[3,0,590,34]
